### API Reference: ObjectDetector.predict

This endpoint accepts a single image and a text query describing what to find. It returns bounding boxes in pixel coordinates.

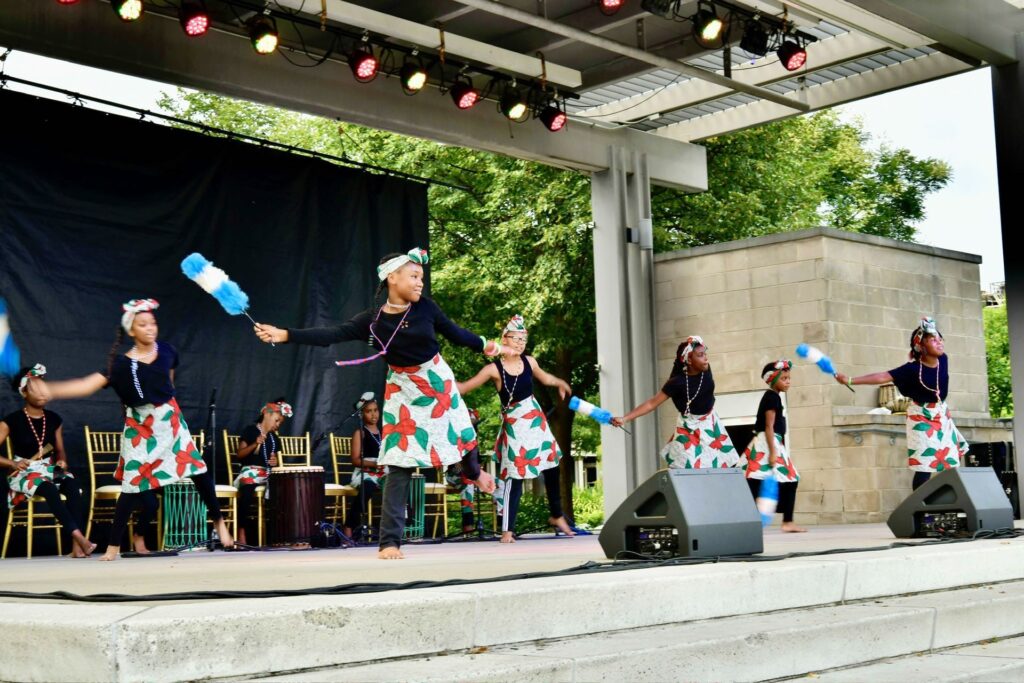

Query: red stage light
[348,48,379,83]
[777,40,807,71]
[180,1,209,37]
[450,81,480,110]
[600,0,624,15]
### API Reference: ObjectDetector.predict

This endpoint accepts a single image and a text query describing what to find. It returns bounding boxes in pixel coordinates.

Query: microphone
[209,388,217,408]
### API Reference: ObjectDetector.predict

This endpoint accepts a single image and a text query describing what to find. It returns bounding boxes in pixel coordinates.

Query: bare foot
[378,546,404,560]
[500,531,516,544]
[72,534,96,557]
[99,546,119,561]
[133,536,151,554]
[342,527,353,539]
[462,524,475,534]
[216,519,235,549]
[237,528,248,547]
[781,522,807,533]
[550,516,576,537]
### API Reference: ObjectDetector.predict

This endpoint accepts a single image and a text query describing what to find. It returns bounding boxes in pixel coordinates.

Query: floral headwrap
[355,392,376,411]
[261,401,293,418]
[911,316,942,357]
[121,298,160,334]
[376,248,429,281]
[762,359,792,388]
[679,335,705,367]
[503,314,527,336]
[18,363,46,396]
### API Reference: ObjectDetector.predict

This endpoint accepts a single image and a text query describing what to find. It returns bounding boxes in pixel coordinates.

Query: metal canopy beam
[847,0,1023,66]
[272,0,582,88]
[654,49,971,142]
[576,31,895,123]
[449,0,812,112]
[0,0,706,190]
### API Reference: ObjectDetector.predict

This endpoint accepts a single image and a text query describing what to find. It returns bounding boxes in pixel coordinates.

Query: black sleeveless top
[494,355,534,408]
[359,424,382,460]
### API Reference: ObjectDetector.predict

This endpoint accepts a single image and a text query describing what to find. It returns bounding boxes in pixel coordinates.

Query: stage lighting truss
[640,1,814,71]
[91,0,582,131]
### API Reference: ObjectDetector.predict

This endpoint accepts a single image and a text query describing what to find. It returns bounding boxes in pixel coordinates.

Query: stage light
[450,79,480,110]
[692,1,725,49]
[248,16,278,55]
[400,58,428,94]
[777,38,807,71]
[539,101,567,132]
[348,47,379,83]
[57,0,80,5]
[111,0,143,21]
[499,87,529,122]
[599,0,624,15]
[739,21,769,57]
[640,0,676,19]
[179,0,209,37]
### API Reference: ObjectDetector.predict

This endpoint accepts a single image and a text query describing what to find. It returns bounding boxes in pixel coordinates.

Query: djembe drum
[266,466,325,547]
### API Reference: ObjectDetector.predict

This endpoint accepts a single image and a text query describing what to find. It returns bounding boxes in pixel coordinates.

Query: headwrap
[679,335,705,367]
[261,401,293,418]
[18,363,46,396]
[121,298,160,334]
[911,316,942,357]
[376,248,429,281]
[762,359,792,388]
[355,391,376,411]
[503,314,527,335]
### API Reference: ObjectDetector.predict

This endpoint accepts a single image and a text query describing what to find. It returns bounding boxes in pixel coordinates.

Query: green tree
[984,303,1013,418]
[651,110,951,250]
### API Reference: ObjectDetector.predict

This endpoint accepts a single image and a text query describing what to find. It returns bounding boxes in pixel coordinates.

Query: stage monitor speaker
[887,466,1014,538]
[598,468,763,559]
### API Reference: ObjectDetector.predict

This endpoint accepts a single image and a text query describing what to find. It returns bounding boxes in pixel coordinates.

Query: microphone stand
[205,388,218,551]
[313,409,369,542]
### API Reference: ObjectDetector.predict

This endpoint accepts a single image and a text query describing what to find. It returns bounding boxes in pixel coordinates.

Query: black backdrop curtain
[0,90,428,535]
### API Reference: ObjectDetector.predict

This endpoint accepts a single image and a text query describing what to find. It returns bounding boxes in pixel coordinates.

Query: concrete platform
[2,525,1024,682]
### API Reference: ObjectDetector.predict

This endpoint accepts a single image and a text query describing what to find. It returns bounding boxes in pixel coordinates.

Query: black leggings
[345,480,381,531]
[912,471,931,490]
[747,478,799,523]
[498,467,566,533]
[108,471,223,547]
[34,478,85,534]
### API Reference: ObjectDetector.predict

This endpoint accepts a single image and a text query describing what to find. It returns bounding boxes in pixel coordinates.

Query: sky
[0,49,1006,288]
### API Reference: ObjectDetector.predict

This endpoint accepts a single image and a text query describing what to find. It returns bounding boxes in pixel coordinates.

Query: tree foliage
[984,303,1013,418]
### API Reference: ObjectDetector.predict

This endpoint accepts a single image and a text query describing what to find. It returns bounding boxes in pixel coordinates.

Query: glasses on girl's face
[505,336,527,344]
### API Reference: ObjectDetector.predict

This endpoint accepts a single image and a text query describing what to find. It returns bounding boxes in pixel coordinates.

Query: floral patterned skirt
[660,409,740,469]
[741,432,799,483]
[906,401,969,473]
[380,354,476,469]
[233,465,269,488]
[114,398,207,493]
[350,464,387,488]
[494,396,562,480]
[7,460,75,509]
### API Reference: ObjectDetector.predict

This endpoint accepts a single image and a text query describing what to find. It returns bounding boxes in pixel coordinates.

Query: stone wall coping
[654,226,983,265]
[831,412,1013,430]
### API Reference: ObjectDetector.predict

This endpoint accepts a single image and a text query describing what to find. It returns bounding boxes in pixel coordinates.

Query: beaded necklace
[23,408,47,459]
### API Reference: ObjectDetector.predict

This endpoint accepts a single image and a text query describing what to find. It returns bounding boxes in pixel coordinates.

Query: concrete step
[810,635,1024,682]
[7,539,1024,682]
[260,581,1024,682]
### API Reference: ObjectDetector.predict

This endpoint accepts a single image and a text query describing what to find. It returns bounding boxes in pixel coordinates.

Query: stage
[4,524,1024,682]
